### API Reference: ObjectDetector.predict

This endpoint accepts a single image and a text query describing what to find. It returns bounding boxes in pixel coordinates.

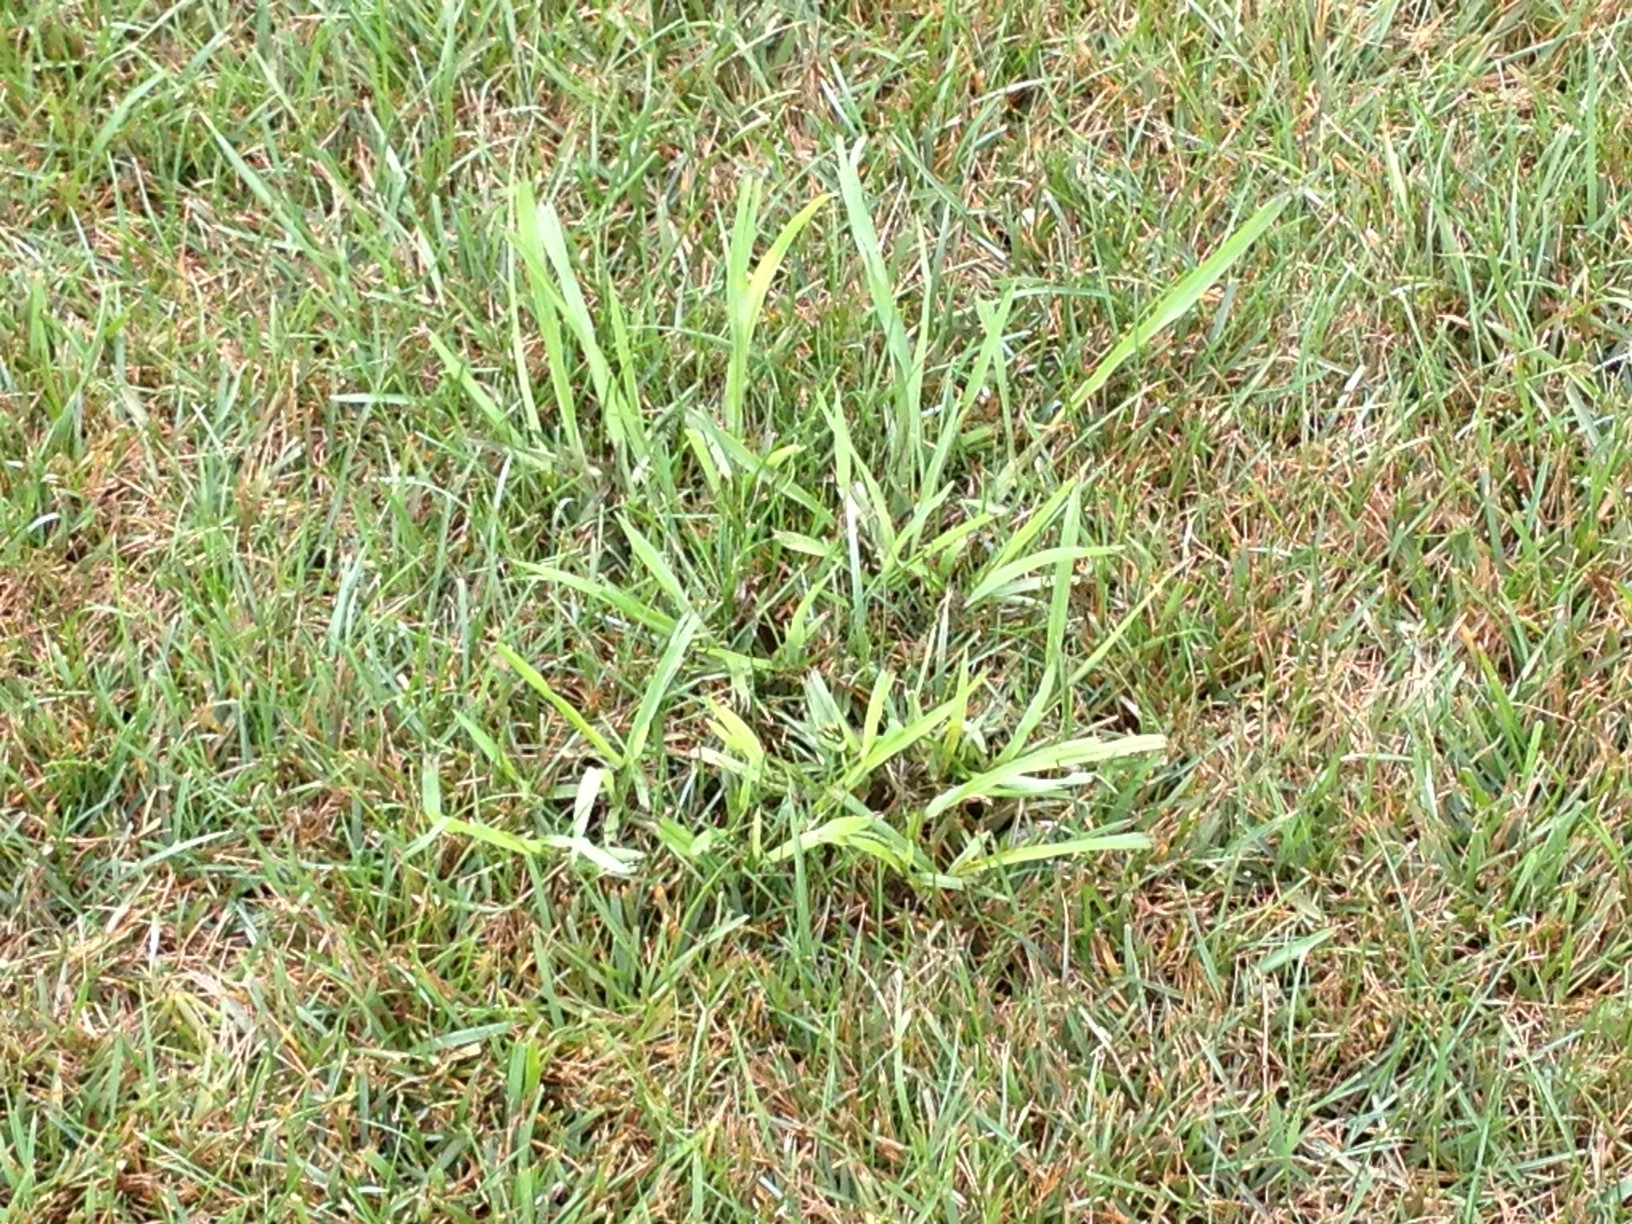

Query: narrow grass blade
[1071,194,1289,409]
[506,253,544,440]
[571,767,607,838]
[428,331,515,441]
[990,481,1075,572]
[89,71,170,162]
[954,831,1152,877]
[835,142,912,377]
[454,710,526,788]
[1008,663,1058,764]
[421,753,443,818]
[430,818,642,877]
[682,410,833,526]
[495,641,624,766]
[1047,487,1081,675]
[625,613,701,763]
[725,183,830,434]
[1064,567,1174,689]
[513,182,584,457]
[836,140,917,468]
[966,545,1121,608]
[618,516,694,614]
[523,187,647,460]
[1258,928,1335,974]
[201,115,325,266]
[926,734,1166,820]
[803,670,858,756]
[704,697,766,774]
[409,752,447,856]
[517,562,676,635]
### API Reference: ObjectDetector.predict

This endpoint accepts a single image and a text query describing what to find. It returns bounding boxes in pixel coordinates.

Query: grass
[4,0,1632,1219]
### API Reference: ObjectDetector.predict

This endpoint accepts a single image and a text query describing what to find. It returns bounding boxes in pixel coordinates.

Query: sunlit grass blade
[744,191,831,330]
[859,669,894,759]
[803,670,858,756]
[826,396,896,557]
[914,287,1014,512]
[1007,663,1058,766]
[427,816,642,877]
[704,697,766,774]
[682,409,833,525]
[1070,194,1290,410]
[537,834,642,876]
[724,180,830,435]
[926,734,1167,820]
[200,114,327,268]
[766,813,917,874]
[839,685,963,792]
[404,751,448,856]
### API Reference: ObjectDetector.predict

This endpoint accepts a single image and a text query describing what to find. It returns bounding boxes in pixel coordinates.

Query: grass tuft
[4,2,1632,1219]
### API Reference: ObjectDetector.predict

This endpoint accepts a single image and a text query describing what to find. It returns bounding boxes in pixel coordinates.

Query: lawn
[4,1,1632,1220]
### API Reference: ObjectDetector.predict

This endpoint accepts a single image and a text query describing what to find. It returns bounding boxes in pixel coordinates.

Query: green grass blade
[836,140,917,469]
[506,252,544,440]
[618,516,695,615]
[525,191,647,461]
[841,686,962,792]
[625,613,702,764]
[495,641,624,766]
[966,545,1121,608]
[428,331,516,442]
[954,831,1152,876]
[513,182,584,458]
[439,815,543,856]
[516,562,676,636]
[990,481,1075,571]
[454,710,526,788]
[744,191,832,331]
[1071,194,1290,410]
[926,734,1166,820]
